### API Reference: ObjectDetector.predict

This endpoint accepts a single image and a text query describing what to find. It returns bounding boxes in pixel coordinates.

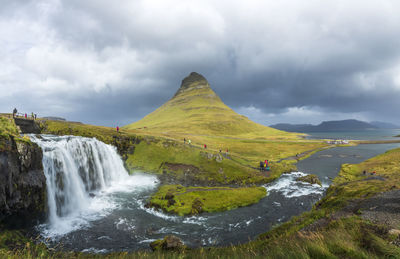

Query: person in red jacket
[116,126,119,133]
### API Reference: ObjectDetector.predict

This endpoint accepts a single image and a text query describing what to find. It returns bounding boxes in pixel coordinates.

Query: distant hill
[124,72,297,139]
[270,119,380,132]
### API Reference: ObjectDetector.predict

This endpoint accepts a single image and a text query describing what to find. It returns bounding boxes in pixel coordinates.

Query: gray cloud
[1,0,400,126]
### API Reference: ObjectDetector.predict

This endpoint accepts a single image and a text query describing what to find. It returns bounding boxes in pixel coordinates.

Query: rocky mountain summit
[173,72,212,97]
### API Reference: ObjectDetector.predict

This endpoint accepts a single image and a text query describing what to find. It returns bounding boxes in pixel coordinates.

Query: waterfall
[30,135,130,226]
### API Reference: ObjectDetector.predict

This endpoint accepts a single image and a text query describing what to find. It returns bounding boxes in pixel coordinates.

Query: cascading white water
[30,134,146,234]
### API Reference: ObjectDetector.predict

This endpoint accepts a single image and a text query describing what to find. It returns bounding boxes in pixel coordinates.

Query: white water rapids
[30,135,158,238]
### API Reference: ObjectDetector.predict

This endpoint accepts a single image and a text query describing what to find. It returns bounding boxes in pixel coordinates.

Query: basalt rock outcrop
[0,135,47,226]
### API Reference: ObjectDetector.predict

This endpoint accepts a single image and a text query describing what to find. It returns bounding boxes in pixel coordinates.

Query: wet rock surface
[296,174,322,186]
[0,136,47,226]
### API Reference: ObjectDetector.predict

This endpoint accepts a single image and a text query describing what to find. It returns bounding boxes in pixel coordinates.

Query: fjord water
[305,128,400,140]
[31,134,400,252]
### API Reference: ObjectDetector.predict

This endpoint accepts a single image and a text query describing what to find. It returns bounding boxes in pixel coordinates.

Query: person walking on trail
[204,144,207,149]
[31,112,34,119]
[13,108,17,118]
[265,160,269,167]
[34,114,37,120]
[188,139,192,145]
[24,113,27,119]
[184,138,186,144]
[116,126,119,133]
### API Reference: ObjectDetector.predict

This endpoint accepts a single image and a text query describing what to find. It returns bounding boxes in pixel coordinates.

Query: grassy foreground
[147,185,267,216]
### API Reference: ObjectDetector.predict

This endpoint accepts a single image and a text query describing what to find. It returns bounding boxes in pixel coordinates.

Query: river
[30,134,400,253]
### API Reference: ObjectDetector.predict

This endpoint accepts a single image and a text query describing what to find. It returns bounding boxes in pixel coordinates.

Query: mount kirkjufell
[124,72,296,139]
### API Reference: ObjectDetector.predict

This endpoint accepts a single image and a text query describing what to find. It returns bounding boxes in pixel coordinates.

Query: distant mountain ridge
[270,119,399,132]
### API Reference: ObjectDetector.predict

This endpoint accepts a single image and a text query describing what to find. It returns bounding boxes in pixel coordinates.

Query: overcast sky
[1,0,400,127]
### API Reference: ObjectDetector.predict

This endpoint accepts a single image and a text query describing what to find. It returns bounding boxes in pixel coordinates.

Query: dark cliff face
[0,136,47,227]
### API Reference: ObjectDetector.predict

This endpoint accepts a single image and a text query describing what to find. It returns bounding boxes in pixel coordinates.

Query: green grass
[126,139,282,185]
[39,120,126,144]
[148,184,267,216]
[317,147,400,211]
[0,116,19,138]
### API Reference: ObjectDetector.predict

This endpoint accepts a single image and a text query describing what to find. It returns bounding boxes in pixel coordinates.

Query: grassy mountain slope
[124,72,298,140]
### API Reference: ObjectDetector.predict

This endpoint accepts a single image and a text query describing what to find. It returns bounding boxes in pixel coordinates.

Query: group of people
[12,108,37,120]
[260,160,270,171]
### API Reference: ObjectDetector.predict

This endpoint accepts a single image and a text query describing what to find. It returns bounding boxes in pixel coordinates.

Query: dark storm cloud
[1,0,400,126]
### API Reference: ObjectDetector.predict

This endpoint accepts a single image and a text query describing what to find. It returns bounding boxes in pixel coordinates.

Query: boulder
[150,235,186,251]
[296,174,322,186]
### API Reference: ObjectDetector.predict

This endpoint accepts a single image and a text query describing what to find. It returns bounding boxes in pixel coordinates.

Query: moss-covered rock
[296,174,322,186]
[150,235,186,251]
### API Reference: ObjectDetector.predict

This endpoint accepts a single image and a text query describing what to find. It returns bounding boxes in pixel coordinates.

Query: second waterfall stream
[30,134,158,237]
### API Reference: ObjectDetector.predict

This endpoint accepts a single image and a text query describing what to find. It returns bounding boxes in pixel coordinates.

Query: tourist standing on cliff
[12,108,17,118]
[24,113,27,119]
[116,126,119,133]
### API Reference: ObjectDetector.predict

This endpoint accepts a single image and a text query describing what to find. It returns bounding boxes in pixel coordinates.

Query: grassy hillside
[123,72,299,140]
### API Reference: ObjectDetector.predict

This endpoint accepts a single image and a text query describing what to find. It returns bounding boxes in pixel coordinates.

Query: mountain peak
[124,72,293,138]
[174,72,210,97]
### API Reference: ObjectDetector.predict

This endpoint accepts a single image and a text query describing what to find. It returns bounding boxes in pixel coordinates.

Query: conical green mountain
[124,72,296,139]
